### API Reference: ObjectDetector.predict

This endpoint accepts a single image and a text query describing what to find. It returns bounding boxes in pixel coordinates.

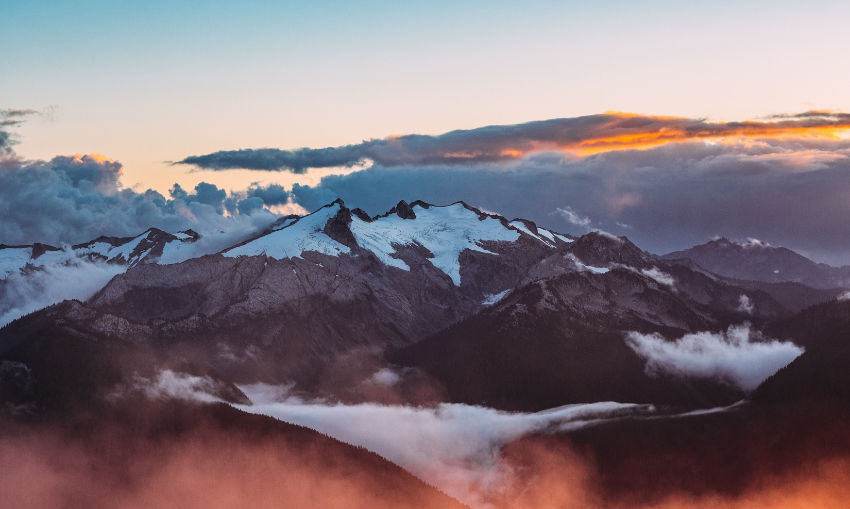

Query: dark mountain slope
[663,237,850,289]
[391,249,786,411]
[0,400,467,509]
[495,296,850,507]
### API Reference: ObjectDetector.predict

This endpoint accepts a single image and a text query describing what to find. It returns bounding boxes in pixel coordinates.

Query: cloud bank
[281,136,850,265]
[0,153,290,246]
[0,111,298,248]
[6,109,850,265]
[0,255,124,327]
[234,384,652,508]
[176,111,850,172]
[625,324,804,391]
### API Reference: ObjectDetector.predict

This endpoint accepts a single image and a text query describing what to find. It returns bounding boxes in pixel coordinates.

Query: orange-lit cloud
[69,152,116,164]
[5,420,850,509]
[177,111,850,171]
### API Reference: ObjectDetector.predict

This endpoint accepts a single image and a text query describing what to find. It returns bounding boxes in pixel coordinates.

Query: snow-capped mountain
[1,198,810,412]
[222,199,574,285]
[0,227,200,279]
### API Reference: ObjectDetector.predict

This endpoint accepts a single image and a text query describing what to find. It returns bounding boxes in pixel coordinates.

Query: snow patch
[271,217,299,231]
[349,203,520,285]
[0,247,33,279]
[509,221,554,246]
[738,237,770,248]
[482,289,510,306]
[223,203,350,260]
[86,232,146,265]
[566,254,609,274]
[536,228,556,243]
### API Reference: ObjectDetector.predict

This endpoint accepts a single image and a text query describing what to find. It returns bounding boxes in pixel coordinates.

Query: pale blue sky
[3,0,850,191]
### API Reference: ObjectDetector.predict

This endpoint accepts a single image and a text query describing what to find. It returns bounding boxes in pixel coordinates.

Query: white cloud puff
[625,324,803,391]
[235,385,651,508]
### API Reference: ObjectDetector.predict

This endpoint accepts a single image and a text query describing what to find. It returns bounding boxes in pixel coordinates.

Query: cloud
[279,136,850,265]
[0,421,466,509]
[235,384,653,508]
[1,109,38,156]
[737,295,755,314]
[1,108,56,157]
[625,324,803,391]
[0,112,303,248]
[9,109,850,267]
[0,108,39,123]
[0,255,124,327]
[175,112,850,172]
[555,206,592,228]
[245,183,289,205]
[641,266,675,287]
[178,146,374,173]
[0,116,309,322]
[368,368,402,387]
[132,370,223,403]
[0,152,294,247]
[4,411,850,509]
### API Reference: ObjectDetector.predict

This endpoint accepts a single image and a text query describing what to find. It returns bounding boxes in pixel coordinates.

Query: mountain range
[2,198,850,508]
[664,237,850,289]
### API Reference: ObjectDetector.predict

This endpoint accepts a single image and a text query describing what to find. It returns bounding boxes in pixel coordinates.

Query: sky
[3,0,850,263]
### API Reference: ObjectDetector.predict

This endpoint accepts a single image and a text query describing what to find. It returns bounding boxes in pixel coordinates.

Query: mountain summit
[664,237,850,289]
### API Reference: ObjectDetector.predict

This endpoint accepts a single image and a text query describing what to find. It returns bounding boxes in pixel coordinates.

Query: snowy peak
[349,200,523,284]
[379,199,417,220]
[508,218,573,247]
[72,227,197,267]
[222,201,351,260]
[0,227,202,279]
[568,231,650,268]
[220,199,576,286]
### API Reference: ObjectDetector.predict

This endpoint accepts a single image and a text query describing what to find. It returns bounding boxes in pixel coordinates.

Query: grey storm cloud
[0,154,274,246]
[0,108,38,128]
[1,109,39,156]
[0,131,12,156]
[175,111,850,172]
[0,108,295,248]
[0,153,288,248]
[245,183,289,205]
